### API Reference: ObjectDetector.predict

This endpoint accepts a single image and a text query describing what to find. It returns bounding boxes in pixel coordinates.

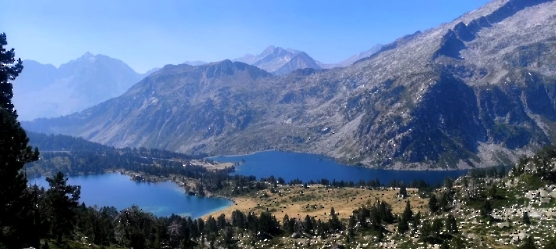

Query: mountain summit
[13,53,156,120]
[235,46,322,75]
[23,0,556,170]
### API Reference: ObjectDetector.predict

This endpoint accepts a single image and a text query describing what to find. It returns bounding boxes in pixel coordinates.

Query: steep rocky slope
[24,0,556,170]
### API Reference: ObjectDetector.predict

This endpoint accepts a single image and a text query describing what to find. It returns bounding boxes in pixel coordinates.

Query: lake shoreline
[29,172,234,219]
[209,149,485,172]
[114,170,238,217]
[209,150,470,186]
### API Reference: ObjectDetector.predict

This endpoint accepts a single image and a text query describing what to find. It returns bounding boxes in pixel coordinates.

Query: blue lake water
[211,150,468,185]
[29,173,232,218]
[30,151,469,218]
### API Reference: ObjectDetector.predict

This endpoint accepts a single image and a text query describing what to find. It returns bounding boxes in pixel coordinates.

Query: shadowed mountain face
[13,53,157,120]
[23,0,556,170]
[235,46,322,75]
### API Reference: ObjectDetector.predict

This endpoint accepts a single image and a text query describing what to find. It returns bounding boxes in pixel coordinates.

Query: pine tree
[446,214,458,234]
[217,213,226,230]
[402,201,413,222]
[544,237,556,249]
[420,220,432,242]
[488,185,498,199]
[397,217,409,234]
[412,211,421,231]
[431,218,443,238]
[441,240,450,249]
[480,200,492,217]
[0,32,39,248]
[347,215,356,238]
[223,226,234,247]
[429,194,439,213]
[523,211,531,225]
[328,207,342,231]
[518,236,536,249]
[0,33,23,117]
[45,172,81,243]
[317,220,326,239]
[304,215,313,234]
[205,216,217,235]
[282,214,293,234]
[399,185,407,198]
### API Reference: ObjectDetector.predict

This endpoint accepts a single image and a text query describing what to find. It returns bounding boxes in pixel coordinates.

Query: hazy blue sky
[1,0,490,73]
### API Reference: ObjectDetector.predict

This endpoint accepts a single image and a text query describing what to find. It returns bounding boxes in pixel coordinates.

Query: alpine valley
[23,0,556,170]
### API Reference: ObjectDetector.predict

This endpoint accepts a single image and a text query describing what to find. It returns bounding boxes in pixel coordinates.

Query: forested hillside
[26,132,210,178]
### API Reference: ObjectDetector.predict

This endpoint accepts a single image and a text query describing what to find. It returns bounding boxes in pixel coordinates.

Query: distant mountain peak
[13,54,152,121]
[234,46,319,75]
[183,60,207,66]
[262,45,276,53]
[80,52,94,58]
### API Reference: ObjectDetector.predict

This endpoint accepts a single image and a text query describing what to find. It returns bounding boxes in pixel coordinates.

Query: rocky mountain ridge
[319,44,383,68]
[23,0,556,170]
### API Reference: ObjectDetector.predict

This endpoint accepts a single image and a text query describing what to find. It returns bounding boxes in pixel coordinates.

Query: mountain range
[13,53,159,120]
[234,45,382,75]
[15,47,379,121]
[22,0,556,170]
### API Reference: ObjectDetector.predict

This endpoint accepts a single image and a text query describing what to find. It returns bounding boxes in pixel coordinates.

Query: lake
[29,173,232,218]
[211,150,468,185]
[30,151,469,218]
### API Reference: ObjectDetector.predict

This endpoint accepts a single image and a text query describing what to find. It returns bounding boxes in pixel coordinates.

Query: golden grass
[203,185,429,222]
[191,159,235,170]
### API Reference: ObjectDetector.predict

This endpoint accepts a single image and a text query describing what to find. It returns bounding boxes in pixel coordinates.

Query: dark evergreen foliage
[399,185,407,198]
[518,236,537,249]
[523,211,531,225]
[402,201,413,222]
[0,32,39,249]
[45,172,81,243]
[0,33,23,117]
[480,200,493,217]
[446,214,458,234]
[397,218,409,234]
[429,194,439,213]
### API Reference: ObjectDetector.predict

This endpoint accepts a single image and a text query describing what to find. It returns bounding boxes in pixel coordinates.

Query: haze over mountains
[13,53,159,120]
[234,45,383,74]
[235,46,322,75]
[330,44,383,68]
[22,0,556,170]
[16,45,379,121]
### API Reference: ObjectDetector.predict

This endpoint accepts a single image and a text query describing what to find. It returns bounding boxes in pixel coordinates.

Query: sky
[1,0,491,74]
